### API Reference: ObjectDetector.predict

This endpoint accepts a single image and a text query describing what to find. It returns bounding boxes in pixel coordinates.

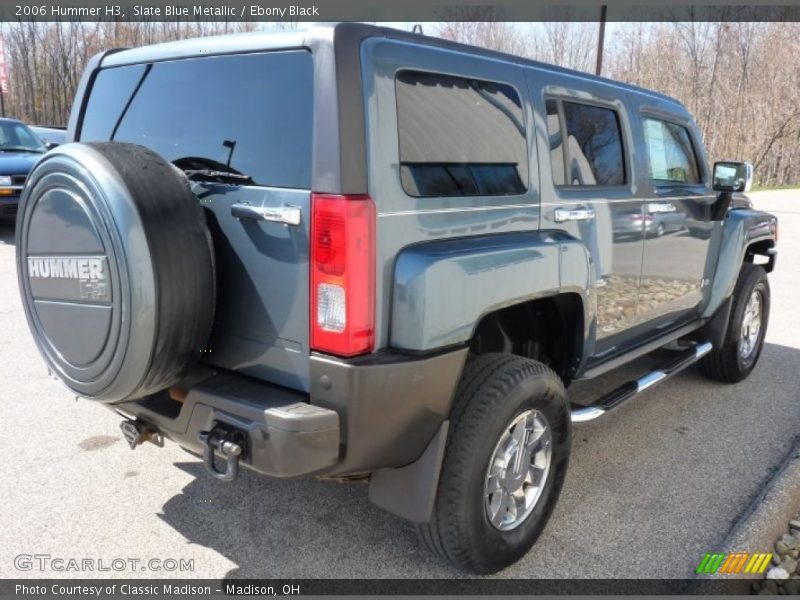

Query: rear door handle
[231,203,302,226]
[554,207,596,222]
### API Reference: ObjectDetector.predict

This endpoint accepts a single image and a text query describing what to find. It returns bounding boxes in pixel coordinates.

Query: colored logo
[696,552,773,575]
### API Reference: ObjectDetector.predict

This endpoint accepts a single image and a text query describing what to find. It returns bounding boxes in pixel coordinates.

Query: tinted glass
[546,100,565,186]
[80,64,147,141]
[561,101,626,186]
[644,118,701,184]
[396,70,527,197]
[80,51,313,189]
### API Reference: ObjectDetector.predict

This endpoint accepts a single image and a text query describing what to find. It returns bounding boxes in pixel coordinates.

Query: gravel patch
[755,519,800,594]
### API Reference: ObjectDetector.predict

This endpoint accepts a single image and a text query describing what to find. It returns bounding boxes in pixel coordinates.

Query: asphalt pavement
[1,190,798,579]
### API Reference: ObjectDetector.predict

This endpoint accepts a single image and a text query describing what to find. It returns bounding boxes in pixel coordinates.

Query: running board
[570,341,713,423]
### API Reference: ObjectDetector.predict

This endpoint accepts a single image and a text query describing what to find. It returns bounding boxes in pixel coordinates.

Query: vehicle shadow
[158,461,464,578]
[0,223,15,245]
[156,341,800,579]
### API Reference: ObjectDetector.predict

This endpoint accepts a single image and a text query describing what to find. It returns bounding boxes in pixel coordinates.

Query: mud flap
[368,420,448,523]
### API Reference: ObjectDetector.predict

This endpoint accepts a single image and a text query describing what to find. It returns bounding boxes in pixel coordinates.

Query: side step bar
[571,341,713,423]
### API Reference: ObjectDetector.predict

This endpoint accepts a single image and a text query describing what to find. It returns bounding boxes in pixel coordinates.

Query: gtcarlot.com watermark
[14,554,194,572]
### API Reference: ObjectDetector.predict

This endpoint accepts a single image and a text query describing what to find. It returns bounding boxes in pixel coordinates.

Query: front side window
[80,51,313,189]
[643,117,701,184]
[395,70,528,197]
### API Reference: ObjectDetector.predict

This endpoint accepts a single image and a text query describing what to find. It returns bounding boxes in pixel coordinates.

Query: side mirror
[45,142,59,150]
[712,161,753,193]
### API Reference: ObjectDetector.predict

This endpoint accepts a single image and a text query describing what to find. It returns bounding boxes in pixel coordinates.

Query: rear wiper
[182,168,253,184]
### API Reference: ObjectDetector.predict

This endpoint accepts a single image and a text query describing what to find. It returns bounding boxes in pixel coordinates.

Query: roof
[101,28,310,67]
[100,23,683,110]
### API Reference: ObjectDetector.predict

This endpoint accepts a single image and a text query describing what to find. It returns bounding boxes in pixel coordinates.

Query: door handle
[231,203,302,226]
[554,207,596,222]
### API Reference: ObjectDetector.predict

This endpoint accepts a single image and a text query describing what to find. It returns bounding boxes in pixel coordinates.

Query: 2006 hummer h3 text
[15,24,778,573]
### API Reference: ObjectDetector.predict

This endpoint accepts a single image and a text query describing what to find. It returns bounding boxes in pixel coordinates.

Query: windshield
[0,121,46,153]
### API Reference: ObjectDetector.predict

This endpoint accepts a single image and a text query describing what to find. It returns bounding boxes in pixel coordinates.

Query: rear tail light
[310,193,375,357]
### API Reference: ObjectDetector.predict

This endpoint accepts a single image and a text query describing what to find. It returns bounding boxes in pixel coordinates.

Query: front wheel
[699,263,770,383]
[417,354,571,574]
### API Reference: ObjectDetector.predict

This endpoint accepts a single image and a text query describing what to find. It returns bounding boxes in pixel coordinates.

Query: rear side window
[395,70,528,198]
[643,117,701,184]
[80,51,313,189]
[547,99,626,187]
[80,64,147,140]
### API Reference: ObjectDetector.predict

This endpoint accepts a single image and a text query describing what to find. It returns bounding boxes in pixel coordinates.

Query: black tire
[699,263,770,383]
[418,354,571,574]
[16,142,215,402]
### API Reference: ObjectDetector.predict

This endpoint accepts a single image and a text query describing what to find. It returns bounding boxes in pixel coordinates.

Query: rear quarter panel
[361,38,541,349]
[391,232,592,350]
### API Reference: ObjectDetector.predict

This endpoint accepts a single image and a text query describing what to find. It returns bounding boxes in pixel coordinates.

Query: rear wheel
[418,354,570,573]
[699,263,770,383]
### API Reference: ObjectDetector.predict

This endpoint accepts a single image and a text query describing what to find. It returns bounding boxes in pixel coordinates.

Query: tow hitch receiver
[120,419,164,449]
[199,425,246,482]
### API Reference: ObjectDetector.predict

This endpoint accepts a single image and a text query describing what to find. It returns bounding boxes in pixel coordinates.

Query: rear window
[547,99,626,187]
[395,70,528,198]
[80,51,313,189]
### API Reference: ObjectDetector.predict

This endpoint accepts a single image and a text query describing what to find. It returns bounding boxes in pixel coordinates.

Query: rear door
[78,50,315,391]
[530,77,646,356]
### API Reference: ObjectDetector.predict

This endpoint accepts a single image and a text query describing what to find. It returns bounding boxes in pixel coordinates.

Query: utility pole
[0,34,7,117]
[595,5,608,76]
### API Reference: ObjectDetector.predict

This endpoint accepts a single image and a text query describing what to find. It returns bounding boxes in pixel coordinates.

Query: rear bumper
[113,347,467,478]
[613,223,643,235]
[310,347,468,475]
[114,372,341,478]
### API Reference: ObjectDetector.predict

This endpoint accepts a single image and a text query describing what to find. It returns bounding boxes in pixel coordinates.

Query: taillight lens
[310,193,375,357]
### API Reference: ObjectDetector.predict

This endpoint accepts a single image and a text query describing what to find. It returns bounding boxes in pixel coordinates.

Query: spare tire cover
[16,142,215,402]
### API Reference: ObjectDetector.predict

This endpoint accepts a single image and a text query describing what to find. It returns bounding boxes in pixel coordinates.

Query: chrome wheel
[484,409,552,531]
[739,290,763,359]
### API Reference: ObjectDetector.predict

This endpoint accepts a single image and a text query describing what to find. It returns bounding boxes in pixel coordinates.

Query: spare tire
[16,142,215,403]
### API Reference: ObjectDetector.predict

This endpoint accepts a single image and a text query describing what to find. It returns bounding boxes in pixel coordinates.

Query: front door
[637,115,714,327]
